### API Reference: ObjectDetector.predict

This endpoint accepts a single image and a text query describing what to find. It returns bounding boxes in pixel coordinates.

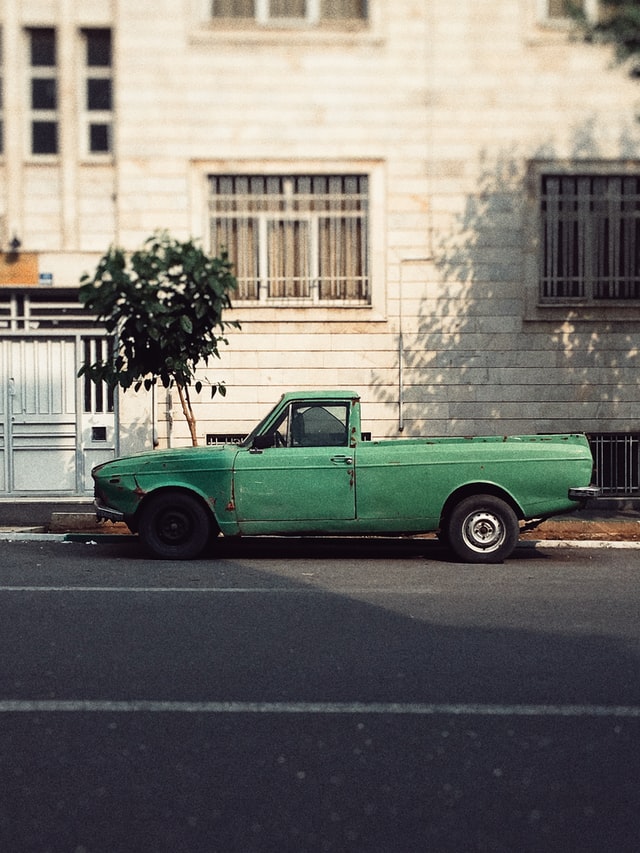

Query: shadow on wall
[373,122,640,438]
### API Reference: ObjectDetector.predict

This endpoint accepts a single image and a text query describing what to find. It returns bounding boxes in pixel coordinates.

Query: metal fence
[588,433,640,496]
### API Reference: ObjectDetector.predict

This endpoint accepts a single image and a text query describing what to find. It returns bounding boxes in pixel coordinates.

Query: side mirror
[253,432,276,450]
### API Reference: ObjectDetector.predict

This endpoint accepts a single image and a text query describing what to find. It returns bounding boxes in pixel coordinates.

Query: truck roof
[279,390,360,402]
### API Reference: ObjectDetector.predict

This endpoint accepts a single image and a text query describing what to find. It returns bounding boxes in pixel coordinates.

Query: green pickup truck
[93,390,598,563]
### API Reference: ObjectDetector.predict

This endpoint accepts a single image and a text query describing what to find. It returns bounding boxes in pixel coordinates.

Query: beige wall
[2,0,640,447]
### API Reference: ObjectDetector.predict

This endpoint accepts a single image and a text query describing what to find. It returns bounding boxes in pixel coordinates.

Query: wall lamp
[6,235,21,261]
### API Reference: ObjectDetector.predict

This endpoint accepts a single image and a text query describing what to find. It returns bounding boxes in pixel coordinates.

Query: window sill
[189,22,382,48]
[79,154,114,166]
[229,303,385,323]
[25,154,60,164]
[525,301,640,322]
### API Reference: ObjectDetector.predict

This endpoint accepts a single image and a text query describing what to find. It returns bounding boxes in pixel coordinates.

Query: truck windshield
[240,400,281,448]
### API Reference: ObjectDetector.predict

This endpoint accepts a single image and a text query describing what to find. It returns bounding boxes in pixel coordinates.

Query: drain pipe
[398,327,405,432]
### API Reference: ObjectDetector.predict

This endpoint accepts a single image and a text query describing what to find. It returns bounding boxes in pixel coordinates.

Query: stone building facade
[1,0,639,496]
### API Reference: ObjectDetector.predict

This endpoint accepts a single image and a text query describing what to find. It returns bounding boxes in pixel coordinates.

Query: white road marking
[0,586,439,594]
[0,700,639,717]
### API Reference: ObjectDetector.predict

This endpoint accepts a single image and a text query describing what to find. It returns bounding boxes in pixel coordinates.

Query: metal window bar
[588,433,640,496]
[540,174,640,302]
[0,293,98,330]
[209,174,369,303]
[82,337,114,414]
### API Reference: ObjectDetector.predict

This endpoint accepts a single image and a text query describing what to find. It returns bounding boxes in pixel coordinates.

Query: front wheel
[446,494,519,563]
[138,491,212,560]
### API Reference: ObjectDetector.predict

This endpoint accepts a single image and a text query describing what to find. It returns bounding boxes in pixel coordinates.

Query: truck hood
[92,443,237,479]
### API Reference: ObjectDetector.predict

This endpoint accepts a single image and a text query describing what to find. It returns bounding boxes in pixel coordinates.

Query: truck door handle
[331,455,353,465]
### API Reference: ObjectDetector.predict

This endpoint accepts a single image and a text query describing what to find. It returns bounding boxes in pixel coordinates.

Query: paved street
[0,537,639,852]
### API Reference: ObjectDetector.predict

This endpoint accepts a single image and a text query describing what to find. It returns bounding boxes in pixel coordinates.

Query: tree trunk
[176,383,199,446]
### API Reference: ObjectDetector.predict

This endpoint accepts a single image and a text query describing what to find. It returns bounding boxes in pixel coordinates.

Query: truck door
[232,401,355,523]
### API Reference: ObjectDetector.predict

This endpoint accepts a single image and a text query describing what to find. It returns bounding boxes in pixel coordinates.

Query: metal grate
[540,174,640,302]
[209,174,370,304]
[0,290,93,330]
[588,433,640,496]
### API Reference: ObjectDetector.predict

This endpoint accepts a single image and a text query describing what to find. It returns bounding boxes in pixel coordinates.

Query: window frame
[81,28,113,158]
[266,401,350,448]
[207,172,374,307]
[525,160,640,321]
[190,0,381,46]
[537,0,599,24]
[27,27,58,157]
[191,159,385,321]
[209,0,368,27]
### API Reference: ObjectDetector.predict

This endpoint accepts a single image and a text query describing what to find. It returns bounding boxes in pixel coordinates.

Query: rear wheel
[446,494,519,563]
[138,491,212,560]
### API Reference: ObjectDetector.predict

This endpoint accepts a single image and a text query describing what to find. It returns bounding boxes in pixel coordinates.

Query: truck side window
[290,404,349,447]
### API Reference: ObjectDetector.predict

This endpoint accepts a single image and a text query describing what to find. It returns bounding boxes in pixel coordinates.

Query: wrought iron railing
[588,433,640,496]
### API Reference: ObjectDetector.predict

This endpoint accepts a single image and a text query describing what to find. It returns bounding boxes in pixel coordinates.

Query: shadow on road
[0,538,639,852]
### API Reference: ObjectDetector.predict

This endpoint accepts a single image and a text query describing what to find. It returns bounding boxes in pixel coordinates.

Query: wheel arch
[439,483,524,529]
[128,485,221,536]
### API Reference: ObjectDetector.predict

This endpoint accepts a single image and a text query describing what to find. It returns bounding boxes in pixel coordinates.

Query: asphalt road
[0,537,639,853]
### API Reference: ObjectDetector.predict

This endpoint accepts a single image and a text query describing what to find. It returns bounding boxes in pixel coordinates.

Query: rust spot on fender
[133,476,146,498]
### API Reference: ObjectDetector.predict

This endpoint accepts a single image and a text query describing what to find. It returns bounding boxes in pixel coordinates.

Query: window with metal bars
[209,174,370,304]
[588,433,640,496]
[211,0,367,23]
[540,173,640,302]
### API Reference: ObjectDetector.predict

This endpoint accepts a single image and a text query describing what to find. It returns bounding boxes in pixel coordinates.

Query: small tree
[78,231,240,446]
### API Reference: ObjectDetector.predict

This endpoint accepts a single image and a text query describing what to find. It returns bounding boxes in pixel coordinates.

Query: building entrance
[0,291,115,496]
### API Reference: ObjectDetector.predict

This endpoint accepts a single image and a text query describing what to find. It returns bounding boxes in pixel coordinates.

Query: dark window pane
[31,78,57,110]
[87,78,112,110]
[321,0,367,18]
[86,29,112,67]
[89,123,111,153]
[30,29,56,66]
[212,0,255,16]
[270,0,305,16]
[32,121,58,154]
[547,0,582,16]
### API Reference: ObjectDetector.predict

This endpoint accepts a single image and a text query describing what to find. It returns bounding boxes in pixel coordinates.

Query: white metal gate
[0,292,116,496]
[4,338,78,492]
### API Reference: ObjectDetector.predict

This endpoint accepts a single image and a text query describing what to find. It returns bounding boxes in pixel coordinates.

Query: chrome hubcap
[462,510,505,553]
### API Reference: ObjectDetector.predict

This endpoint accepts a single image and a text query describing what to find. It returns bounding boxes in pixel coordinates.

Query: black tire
[138,491,212,560]
[446,494,519,564]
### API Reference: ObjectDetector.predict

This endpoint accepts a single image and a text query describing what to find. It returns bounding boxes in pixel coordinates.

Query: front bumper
[95,500,125,523]
[568,485,602,501]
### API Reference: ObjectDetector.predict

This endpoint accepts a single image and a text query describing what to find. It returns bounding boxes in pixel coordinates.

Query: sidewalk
[0,500,129,543]
[0,500,639,543]
[520,508,640,542]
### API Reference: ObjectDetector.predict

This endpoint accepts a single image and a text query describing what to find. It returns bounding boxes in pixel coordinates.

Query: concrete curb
[1,530,640,551]
[0,531,133,544]
[516,538,640,551]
